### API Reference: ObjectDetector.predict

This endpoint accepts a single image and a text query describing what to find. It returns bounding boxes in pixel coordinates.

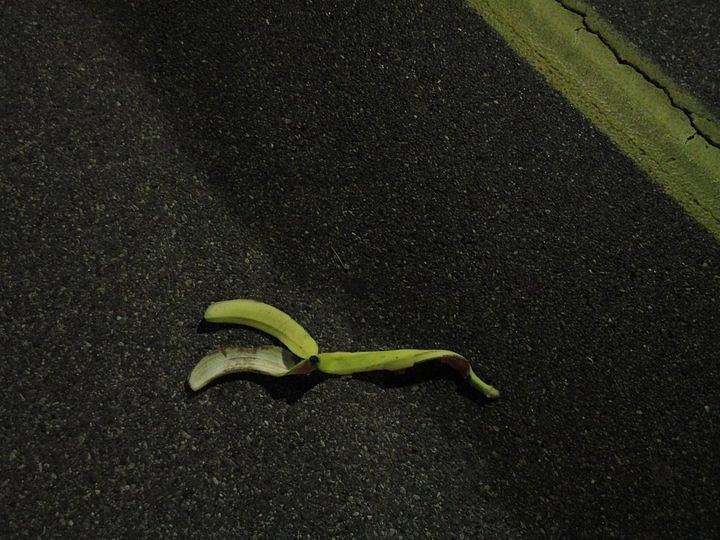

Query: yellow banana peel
[189,299,499,399]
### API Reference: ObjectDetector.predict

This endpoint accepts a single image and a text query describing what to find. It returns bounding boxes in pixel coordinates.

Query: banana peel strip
[188,346,314,391]
[189,346,499,398]
[203,299,319,359]
[188,298,499,398]
[317,350,500,398]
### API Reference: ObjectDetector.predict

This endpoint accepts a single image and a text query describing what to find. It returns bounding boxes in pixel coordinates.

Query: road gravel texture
[1,0,719,538]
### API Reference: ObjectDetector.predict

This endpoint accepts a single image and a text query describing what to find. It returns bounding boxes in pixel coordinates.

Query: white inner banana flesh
[188,346,299,391]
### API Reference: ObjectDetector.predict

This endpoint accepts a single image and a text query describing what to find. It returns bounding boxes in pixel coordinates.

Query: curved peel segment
[468,368,500,399]
[316,349,499,398]
[187,346,313,391]
[203,299,319,359]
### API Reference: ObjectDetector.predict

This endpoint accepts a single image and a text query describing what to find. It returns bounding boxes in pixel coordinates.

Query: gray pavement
[1,0,719,537]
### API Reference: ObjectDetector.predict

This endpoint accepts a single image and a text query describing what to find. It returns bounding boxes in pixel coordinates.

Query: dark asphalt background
[1,0,719,537]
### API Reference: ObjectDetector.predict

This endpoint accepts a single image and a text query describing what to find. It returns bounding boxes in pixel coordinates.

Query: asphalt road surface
[2,1,719,537]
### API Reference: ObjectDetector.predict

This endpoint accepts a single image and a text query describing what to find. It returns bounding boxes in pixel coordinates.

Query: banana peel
[187,346,315,391]
[188,299,499,399]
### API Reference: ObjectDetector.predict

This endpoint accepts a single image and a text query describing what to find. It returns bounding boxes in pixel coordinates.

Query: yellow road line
[468,0,720,241]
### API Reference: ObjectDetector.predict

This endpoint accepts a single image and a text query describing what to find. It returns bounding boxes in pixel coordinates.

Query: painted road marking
[468,0,720,241]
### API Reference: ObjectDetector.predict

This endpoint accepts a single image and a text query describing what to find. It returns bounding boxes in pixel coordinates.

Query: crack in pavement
[556,0,720,151]
[468,0,720,239]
